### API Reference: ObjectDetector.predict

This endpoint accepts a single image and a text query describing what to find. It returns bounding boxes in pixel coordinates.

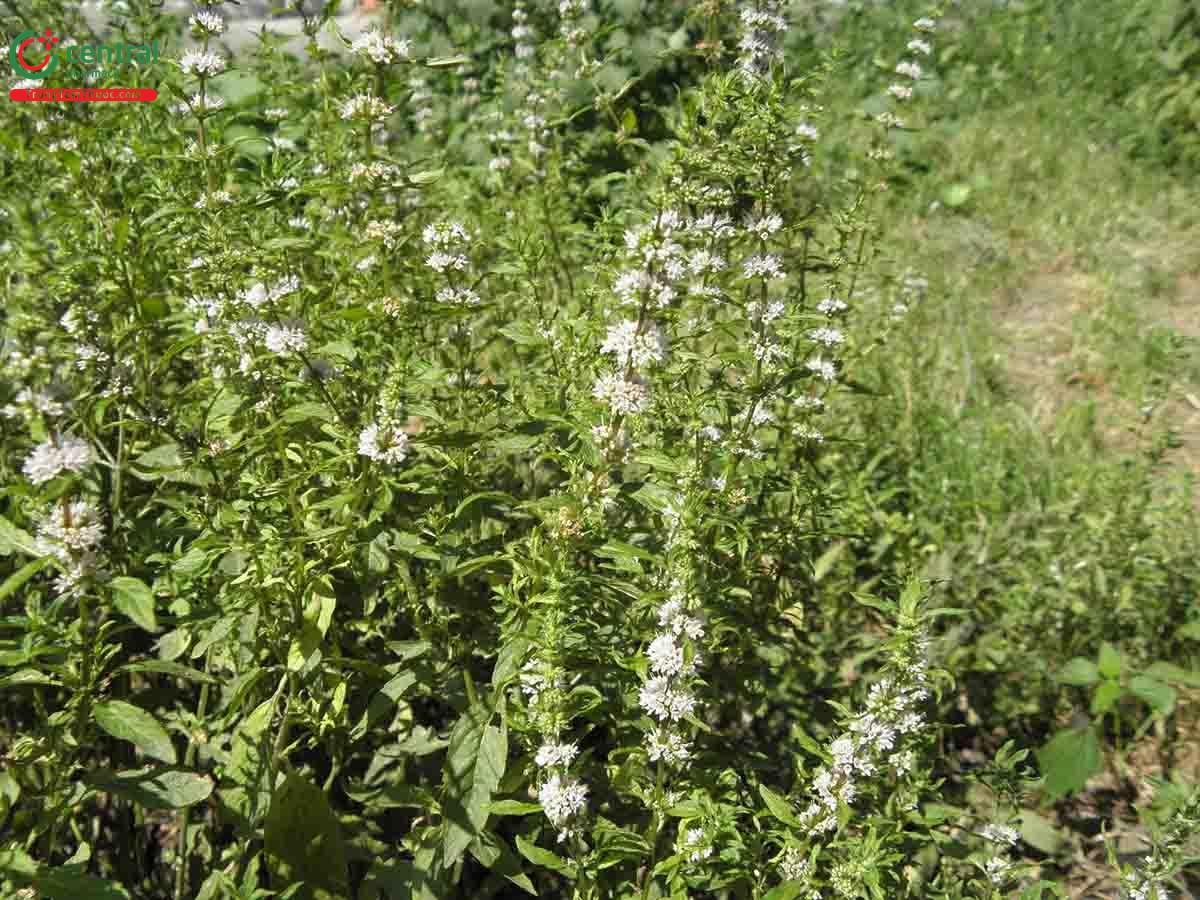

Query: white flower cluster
[263,322,307,354]
[349,161,403,184]
[188,10,225,34]
[193,190,233,209]
[534,741,579,768]
[737,1,788,81]
[778,846,811,882]
[357,422,410,465]
[538,774,588,838]
[796,635,930,836]
[410,75,435,134]
[365,220,405,250]
[236,275,299,310]
[350,28,411,65]
[3,388,65,421]
[638,597,704,763]
[23,435,95,485]
[678,826,713,863]
[600,320,667,370]
[35,498,104,570]
[179,49,226,78]
[591,373,650,416]
[340,93,395,122]
[888,17,937,102]
[174,91,225,116]
[422,221,471,273]
[980,823,1019,846]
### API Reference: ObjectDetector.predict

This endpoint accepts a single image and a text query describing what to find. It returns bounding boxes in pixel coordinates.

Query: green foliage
[0,0,1198,898]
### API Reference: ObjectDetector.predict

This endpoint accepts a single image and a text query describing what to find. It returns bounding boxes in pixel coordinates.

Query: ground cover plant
[1,0,1199,898]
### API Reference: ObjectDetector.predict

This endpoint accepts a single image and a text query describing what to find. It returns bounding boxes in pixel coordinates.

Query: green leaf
[264,772,350,899]
[1057,657,1100,686]
[1036,726,1102,800]
[282,401,333,424]
[34,866,132,900]
[941,182,971,208]
[759,785,801,826]
[488,799,543,816]
[425,56,469,67]
[515,836,575,877]
[442,705,507,866]
[0,558,52,606]
[94,701,176,764]
[470,832,537,896]
[0,515,38,556]
[1090,680,1123,716]
[110,576,158,633]
[1128,675,1176,716]
[1017,809,1064,855]
[1097,642,1122,679]
[1143,661,1200,687]
[763,884,807,900]
[116,660,217,684]
[0,669,60,687]
[812,542,846,583]
[1177,622,1200,641]
[84,767,214,809]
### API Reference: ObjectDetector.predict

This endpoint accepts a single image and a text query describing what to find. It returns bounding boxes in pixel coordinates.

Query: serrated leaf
[94,701,176,764]
[442,706,507,866]
[110,576,158,633]
[1036,727,1102,800]
[264,773,349,899]
[84,767,214,809]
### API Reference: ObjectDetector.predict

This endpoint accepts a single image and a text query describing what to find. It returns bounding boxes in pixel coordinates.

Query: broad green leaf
[442,706,507,866]
[1090,680,1123,716]
[84,767,214,809]
[1017,810,1064,855]
[264,772,349,900]
[1128,675,1176,716]
[94,701,176,764]
[1097,643,1122,679]
[1143,661,1200,687]
[1036,727,1102,800]
[110,576,158,633]
[1057,657,1099,686]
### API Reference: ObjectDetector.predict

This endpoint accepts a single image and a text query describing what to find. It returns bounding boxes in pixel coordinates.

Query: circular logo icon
[10,30,59,80]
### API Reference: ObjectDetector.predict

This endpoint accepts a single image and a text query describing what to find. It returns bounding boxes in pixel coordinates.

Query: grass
[814,6,1200,891]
